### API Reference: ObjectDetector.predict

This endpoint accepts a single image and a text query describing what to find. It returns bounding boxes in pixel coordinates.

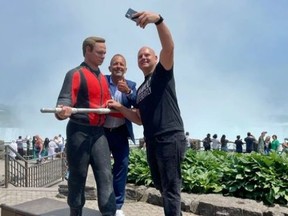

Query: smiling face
[137,47,158,76]
[109,54,127,78]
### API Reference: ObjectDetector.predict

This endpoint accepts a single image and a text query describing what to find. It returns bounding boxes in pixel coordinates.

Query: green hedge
[127,148,288,206]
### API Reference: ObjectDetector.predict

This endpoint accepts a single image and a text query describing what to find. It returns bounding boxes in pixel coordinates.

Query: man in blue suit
[104,54,137,216]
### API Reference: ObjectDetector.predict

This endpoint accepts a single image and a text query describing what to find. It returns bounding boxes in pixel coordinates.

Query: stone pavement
[0,159,197,216]
[0,187,197,216]
[1,159,288,216]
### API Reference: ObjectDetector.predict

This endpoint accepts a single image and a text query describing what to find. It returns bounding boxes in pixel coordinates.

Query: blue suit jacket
[105,75,137,143]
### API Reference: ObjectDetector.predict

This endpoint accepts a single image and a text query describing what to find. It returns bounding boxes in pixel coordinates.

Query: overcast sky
[1,0,288,142]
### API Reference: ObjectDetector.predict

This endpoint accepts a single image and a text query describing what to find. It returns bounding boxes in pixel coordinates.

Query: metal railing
[4,145,66,188]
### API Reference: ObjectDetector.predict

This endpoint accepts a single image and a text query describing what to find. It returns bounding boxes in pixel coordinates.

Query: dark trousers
[246,143,253,153]
[145,131,187,216]
[17,148,24,157]
[66,121,116,216]
[105,125,129,210]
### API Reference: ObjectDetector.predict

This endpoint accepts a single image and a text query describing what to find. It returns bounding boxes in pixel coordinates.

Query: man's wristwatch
[126,89,132,95]
[155,15,164,25]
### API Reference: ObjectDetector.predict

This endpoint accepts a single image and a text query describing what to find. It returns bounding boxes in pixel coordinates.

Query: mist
[1,0,288,142]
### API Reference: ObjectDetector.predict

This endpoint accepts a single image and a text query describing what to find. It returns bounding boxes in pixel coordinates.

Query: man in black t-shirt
[235,135,244,153]
[203,133,212,151]
[244,132,256,153]
[108,10,186,216]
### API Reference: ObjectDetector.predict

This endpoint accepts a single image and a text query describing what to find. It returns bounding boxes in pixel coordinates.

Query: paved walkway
[0,159,197,216]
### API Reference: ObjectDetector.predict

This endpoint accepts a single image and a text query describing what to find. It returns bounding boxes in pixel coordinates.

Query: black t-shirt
[136,63,184,139]
[244,136,255,145]
[203,137,211,147]
[235,139,243,150]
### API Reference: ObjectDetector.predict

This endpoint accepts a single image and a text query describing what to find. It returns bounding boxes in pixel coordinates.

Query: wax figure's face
[86,42,106,67]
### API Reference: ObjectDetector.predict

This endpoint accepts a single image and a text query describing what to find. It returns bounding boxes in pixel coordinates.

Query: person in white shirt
[104,54,137,216]
[211,134,221,150]
[185,132,191,148]
[9,140,18,159]
[16,136,24,158]
[57,134,65,152]
[48,136,58,159]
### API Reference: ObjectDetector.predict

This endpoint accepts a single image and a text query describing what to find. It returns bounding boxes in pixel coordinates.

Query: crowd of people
[185,131,288,154]
[9,134,65,162]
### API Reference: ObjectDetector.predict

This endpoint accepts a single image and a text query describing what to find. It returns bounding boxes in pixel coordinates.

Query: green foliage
[181,150,224,193]
[127,148,152,186]
[128,148,288,206]
[222,151,288,205]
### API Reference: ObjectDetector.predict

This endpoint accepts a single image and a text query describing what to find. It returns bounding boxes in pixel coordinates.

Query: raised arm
[134,11,174,70]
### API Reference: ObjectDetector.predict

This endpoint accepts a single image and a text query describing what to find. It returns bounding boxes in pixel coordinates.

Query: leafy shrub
[127,148,152,186]
[127,148,288,206]
[181,150,225,193]
[221,151,288,205]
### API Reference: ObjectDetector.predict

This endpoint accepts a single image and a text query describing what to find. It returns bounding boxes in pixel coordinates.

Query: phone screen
[125,8,138,22]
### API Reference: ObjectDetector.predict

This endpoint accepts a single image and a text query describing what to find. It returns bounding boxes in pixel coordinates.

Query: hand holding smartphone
[125,8,139,22]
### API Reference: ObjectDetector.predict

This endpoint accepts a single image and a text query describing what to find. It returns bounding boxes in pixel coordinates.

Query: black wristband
[155,15,164,25]
[126,89,131,94]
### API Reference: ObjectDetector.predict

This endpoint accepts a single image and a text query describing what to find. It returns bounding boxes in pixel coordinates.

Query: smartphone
[125,8,138,22]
